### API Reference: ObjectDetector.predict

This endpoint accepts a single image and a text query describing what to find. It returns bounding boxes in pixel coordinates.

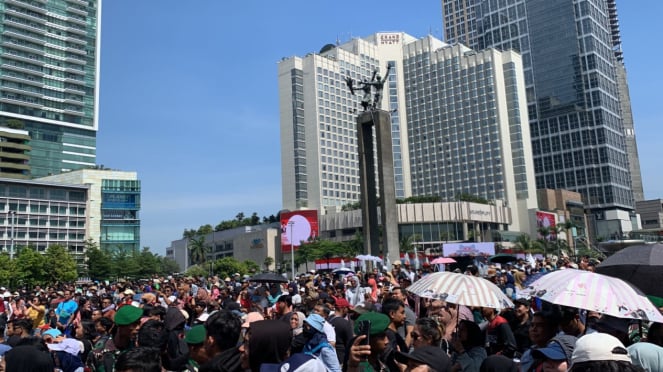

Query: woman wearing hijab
[240,319,292,372]
[290,311,305,336]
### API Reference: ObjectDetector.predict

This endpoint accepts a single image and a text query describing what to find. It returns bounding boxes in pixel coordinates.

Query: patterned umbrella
[521,269,663,322]
[406,271,513,310]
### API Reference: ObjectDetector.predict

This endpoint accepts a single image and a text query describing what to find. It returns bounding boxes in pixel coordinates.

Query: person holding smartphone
[347,312,391,372]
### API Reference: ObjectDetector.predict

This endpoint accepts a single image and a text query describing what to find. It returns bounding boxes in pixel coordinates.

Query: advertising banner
[442,242,495,257]
[280,210,318,253]
[536,211,557,239]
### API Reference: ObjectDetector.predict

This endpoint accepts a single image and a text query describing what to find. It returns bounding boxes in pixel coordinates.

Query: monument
[345,66,400,265]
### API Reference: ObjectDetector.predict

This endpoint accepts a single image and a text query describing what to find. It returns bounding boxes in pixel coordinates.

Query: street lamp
[288,221,295,281]
[9,211,16,260]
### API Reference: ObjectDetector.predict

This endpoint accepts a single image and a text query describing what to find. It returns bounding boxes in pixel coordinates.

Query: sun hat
[305,313,325,333]
[571,332,631,365]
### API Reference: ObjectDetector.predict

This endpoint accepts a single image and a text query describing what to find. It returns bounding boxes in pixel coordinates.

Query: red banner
[536,211,557,239]
[280,210,318,253]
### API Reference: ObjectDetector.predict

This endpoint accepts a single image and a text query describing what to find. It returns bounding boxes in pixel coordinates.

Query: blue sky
[97,1,662,255]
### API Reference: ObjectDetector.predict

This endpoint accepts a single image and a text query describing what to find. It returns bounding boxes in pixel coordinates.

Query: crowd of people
[0,255,661,372]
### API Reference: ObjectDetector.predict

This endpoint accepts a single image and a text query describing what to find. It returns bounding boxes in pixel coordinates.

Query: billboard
[536,211,557,239]
[442,242,495,257]
[281,210,318,253]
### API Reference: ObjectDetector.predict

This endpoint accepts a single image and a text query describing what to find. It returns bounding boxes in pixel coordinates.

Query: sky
[97,1,663,255]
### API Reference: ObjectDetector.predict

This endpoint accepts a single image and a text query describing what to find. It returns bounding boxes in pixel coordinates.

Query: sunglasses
[411,332,420,340]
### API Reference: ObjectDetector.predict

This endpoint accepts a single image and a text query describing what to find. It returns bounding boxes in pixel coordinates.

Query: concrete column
[356,110,399,264]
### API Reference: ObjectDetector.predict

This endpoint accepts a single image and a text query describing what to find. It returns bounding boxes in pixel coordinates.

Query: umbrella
[521,269,663,322]
[356,254,383,263]
[332,266,354,275]
[406,272,514,310]
[431,257,456,264]
[250,272,288,283]
[595,243,663,298]
[488,253,518,264]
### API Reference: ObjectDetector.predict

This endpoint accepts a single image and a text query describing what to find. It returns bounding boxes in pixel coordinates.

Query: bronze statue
[344,64,391,111]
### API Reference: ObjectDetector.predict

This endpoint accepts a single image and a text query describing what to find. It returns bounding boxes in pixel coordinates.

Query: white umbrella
[521,269,663,322]
[406,271,513,310]
[356,254,383,263]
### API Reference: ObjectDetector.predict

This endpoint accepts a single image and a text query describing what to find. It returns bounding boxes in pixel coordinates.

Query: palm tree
[188,235,209,265]
[514,234,543,254]
[263,256,274,271]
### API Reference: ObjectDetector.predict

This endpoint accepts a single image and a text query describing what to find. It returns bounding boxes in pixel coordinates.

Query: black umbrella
[250,272,288,283]
[595,243,663,298]
[488,253,518,264]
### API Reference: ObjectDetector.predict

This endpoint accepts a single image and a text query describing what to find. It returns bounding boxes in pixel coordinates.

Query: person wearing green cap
[184,324,209,370]
[90,304,143,372]
[347,312,391,372]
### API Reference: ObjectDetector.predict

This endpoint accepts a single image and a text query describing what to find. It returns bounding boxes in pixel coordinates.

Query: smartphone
[357,319,371,346]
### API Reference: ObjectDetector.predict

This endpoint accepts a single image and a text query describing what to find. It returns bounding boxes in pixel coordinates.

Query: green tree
[44,245,78,283]
[185,264,208,278]
[86,243,113,280]
[136,247,161,277]
[263,256,274,271]
[399,234,421,253]
[514,234,543,254]
[213,257,246,278]
[15,246,46,287]
[0,253,14,287]
[188,235,209,265]
[242,260,260,274]
[160,257,180,274]
[112,247,140,279]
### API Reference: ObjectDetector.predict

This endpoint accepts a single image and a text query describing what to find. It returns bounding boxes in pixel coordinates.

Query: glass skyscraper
[0,0,100,177]
[442,0,640,214]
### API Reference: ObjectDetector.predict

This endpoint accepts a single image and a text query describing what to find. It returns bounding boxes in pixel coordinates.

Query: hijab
[293,311,305,336]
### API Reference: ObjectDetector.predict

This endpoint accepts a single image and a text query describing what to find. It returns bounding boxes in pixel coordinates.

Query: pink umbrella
[431,257,456,264]
[521,269,663,322]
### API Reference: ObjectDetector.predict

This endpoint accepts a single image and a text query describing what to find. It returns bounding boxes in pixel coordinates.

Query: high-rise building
[441,0,641,217]
[279,33,537,233]
[39,169,141,252]
[0,0,100,177]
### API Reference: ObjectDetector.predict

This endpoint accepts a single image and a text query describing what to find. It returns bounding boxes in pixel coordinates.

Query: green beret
[114,305,143,326]
[185,324,206,344]
[354,312,390,335]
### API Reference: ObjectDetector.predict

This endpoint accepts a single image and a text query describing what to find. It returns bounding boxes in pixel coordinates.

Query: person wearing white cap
[570,332,641,371]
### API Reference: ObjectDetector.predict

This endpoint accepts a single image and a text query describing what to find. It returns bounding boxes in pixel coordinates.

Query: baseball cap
[395,345,452,371]
[392,260,402,266]
[123,289,135,296]
[532,335,577,362]
[334,297,352,309]
[571,332,631,365]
